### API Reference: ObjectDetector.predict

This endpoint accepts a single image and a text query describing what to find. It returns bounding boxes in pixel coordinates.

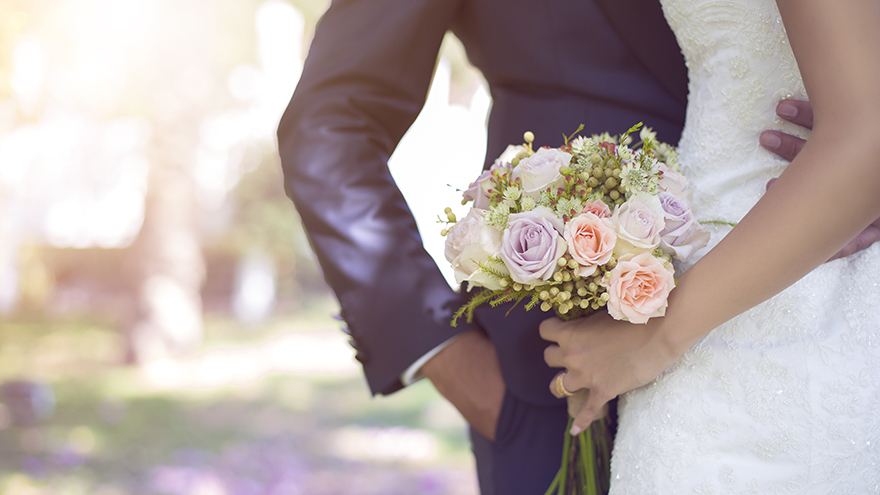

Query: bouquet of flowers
[441,123,709,495]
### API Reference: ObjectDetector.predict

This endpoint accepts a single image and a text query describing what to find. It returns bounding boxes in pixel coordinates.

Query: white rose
[445,208,508,290]
[511,148,572,198]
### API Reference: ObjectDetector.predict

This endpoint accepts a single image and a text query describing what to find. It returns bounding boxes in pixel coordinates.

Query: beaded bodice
[662,0,807,246]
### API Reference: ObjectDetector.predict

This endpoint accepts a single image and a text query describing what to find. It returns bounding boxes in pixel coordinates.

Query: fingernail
[760,132,782,150]
[777,102,798,118]
[570,425,583,436]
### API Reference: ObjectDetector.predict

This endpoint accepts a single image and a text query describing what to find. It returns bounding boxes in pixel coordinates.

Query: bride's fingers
[543,344,563,368]
[549,370,574,399]
[538,316,564,343]
[569,388,611,436]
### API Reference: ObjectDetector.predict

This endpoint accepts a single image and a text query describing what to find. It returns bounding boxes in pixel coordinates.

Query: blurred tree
[119,0,265,362]
[0,1,28,100]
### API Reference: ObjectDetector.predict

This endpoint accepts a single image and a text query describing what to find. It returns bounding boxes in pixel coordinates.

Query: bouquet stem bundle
[545,412,614,495]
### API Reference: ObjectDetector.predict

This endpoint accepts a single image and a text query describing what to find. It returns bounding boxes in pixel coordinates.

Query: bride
[541,0,880,492]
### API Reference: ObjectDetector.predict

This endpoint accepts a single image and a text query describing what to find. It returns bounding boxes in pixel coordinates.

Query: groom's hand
[422,329,505,441]
[761,99,880,260]
[759,99,813,161]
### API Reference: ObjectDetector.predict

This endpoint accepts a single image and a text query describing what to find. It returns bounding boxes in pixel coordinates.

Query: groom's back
[451,0,687,168]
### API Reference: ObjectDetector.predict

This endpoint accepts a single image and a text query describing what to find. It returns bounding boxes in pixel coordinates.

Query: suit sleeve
[277,0,470,395]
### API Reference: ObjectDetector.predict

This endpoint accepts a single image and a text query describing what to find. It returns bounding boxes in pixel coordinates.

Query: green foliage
[700,219,738,228]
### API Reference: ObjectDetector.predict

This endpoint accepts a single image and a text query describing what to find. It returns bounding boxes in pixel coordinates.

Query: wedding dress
[609,1,880,493]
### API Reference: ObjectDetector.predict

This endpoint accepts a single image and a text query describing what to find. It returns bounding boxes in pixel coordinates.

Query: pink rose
[511,148,572,198]
[581,200,611,218]
[611,193,666,255]
[500,206,566,285]
[564,213,616,277]
[602,252,675,324]
[657,192,710,260]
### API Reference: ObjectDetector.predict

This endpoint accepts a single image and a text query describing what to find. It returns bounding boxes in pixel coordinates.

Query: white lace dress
[609,1,880,493]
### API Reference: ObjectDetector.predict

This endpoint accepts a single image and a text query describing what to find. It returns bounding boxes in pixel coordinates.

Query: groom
[277,0,863,493]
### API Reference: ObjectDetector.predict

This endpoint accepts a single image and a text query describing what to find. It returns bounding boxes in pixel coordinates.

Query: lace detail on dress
[609,1,880,493]
[660,0,808,247]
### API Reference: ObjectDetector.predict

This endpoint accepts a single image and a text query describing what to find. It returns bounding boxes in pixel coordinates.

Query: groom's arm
[278,0,469,395]
[277,0,506,439]
[760,99,880,260]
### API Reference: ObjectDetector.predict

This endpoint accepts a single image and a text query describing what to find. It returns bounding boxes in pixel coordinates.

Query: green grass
[0,300,477,495]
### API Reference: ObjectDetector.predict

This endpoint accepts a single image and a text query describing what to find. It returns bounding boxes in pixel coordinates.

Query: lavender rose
[462,170,493,209]
[511,148,572,199]
[657,192,710,260]
[445,208,508,290]
[611,193,666,255]
[462,157,515,209]
[500,206,566,285]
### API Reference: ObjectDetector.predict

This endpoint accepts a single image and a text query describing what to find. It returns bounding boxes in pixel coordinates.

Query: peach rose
[564,213,616,277]
[602,252,675,324]
[581,200,611,218]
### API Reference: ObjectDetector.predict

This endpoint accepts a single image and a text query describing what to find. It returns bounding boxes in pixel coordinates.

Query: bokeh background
[0,0,492,493]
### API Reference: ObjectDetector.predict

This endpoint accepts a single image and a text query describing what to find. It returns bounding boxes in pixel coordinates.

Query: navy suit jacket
[278,0,686,407]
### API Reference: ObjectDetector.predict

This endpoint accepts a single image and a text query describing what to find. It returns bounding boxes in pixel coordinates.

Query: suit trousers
[470,393,569,495]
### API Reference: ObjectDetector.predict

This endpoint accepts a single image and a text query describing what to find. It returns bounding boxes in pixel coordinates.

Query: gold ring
[555,371,575,398]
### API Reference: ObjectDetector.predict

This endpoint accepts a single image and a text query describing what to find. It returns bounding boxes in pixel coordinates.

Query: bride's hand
[540,312,678,435]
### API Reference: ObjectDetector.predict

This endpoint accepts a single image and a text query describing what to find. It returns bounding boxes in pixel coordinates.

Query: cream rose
[611,193,666,255]
[445,208,508,290]
[602,252,675,324]
[564,213,616,277]
[511,148,572,198]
